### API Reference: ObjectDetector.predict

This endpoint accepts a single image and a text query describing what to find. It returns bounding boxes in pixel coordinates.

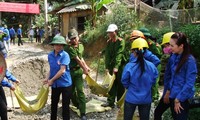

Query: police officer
[139,27,162,101]
[64,28,90,120]
[159,32,174,85]
[101,24,125,108]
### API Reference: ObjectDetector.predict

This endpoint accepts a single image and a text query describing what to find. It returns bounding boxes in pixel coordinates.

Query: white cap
[106,24,118,32]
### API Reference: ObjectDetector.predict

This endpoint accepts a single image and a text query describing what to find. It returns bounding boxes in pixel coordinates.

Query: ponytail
[135,49,145,76]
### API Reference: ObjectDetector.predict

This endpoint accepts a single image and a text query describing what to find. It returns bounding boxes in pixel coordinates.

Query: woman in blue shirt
[44,35,72,120]
[121,38,158,120]
[162,32,197,120]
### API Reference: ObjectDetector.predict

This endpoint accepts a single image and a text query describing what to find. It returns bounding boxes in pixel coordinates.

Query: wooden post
[44,0,49,42]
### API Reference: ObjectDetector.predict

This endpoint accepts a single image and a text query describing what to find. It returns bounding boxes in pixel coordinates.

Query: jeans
[169,98,189,120]
[51,86,72,120]
[154,97,170,120]
[124,101,151,120]
[0,86,8,120]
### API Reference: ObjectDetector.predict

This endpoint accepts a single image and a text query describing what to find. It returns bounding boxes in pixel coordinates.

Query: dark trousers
[51,86,72,120]
[154,97,170,120]
[10,36,15,45]
[0,86,8,120]
[124,101,151,120]
[107,67,125,105]
[17,35,23,46]
[36,35,41,43]
[169,98,189,120]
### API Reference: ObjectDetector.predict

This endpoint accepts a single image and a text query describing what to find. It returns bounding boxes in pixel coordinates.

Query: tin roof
[57,3,91,13]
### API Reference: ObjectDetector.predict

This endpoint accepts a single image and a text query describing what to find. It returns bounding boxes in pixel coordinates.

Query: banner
[0,2,40,14]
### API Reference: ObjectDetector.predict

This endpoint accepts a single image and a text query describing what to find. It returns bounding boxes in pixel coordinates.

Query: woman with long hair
[121,38,158,120]
[156,32,197,120]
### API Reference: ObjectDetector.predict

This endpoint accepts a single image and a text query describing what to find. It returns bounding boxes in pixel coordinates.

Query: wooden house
[49,0,107,37]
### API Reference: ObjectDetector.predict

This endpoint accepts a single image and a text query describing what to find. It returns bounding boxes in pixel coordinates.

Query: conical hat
[0,53,6,82]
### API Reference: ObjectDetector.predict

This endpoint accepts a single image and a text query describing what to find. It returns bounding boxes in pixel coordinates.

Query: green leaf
[96,0,114,11]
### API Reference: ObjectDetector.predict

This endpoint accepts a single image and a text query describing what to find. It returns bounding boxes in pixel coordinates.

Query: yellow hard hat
[131,38,149,50]
[161,32,175,45]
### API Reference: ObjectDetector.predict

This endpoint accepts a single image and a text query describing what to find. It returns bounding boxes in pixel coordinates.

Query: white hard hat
[106,24,118,32]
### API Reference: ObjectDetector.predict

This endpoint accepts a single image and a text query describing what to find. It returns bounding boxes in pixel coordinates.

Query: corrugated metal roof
[57,3,91,13]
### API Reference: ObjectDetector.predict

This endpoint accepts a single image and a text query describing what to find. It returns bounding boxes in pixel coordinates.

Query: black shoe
[80,115,87,120]
[101,103,114,108]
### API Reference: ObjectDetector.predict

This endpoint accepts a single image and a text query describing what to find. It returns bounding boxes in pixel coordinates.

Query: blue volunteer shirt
[9,28,16,37]
[48,50,72,88]
[165,54,197,102]
[17,28,22,35]
[1,70,17,88]
[121,55,158,104]
[3,28,10,41]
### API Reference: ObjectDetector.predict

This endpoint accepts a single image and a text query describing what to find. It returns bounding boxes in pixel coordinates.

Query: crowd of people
[0,23,198,120]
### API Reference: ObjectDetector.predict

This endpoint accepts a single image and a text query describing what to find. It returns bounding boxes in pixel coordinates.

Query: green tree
[178,0,194,9]
[86,0,114,27]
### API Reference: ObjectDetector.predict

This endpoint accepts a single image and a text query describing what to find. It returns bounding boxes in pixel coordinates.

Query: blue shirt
[3,28,10,41]
[1,70,17,88]
[129,49,160,67]
[165,54,197,102]
[17,28,22,35]
[48,50,72,88]
[9,28,16,37]
[121,55,158,104]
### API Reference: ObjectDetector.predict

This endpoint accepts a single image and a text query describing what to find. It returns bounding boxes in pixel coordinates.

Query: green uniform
[64,43,86,114]
[105,37,125,105]
[160,54,170,85]
[123,40,132,64]
[147,38,163,101]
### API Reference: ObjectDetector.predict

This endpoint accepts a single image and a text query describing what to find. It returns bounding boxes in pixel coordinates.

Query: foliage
[90,58,106,75]
[162,109,173,120]
[34,1,59,28]
[178,24,200,59]
[188,108,200,120]
[178,0,194,9]
[147,26,171,43]
[83,3,141,43]
[86,0,114,26]
[195,83,200,96]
